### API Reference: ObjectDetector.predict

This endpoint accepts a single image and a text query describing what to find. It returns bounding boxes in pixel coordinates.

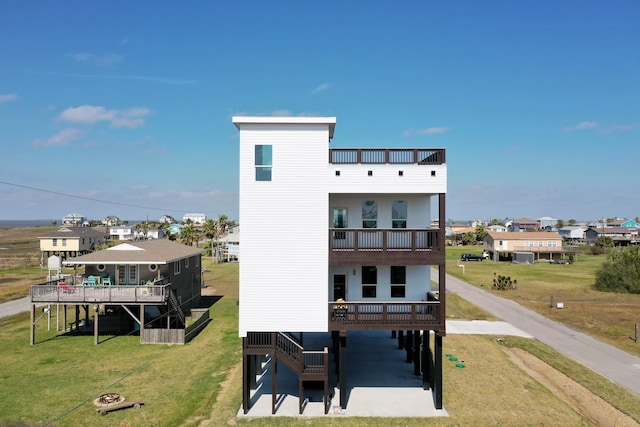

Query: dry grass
[2,230,640,426]
[447,245,640,356]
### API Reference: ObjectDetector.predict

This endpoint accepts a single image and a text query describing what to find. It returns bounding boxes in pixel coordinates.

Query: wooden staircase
[166,288,185,328]
[244,332,330,414]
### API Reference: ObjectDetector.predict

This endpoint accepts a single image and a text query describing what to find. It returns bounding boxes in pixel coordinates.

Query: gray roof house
[29,239,208,345]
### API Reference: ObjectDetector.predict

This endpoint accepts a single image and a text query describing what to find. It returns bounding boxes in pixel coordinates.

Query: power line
[0,180,186,213]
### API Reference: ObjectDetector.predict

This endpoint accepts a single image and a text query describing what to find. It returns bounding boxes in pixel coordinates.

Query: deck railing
[30,284,169,304]
[329,148,445,165]
[330,229,440,251]
[328,301,443,331]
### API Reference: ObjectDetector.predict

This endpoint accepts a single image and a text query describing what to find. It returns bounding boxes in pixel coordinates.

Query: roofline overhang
[232,116,336,139]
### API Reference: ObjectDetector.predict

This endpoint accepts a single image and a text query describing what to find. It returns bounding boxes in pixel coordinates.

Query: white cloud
[403,127,451,137]
[598,123,640,134]
[58,105,151,128]
[311,83,330,94]
[69,52,123,68]
[562,121,600,132]
[32,128,84,147]
[0,93,18,104]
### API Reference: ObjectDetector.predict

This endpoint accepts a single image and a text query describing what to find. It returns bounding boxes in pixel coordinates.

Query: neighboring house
[183,213,206,224]
[159,215,176,224]
[234,116,447,414]
[146,227,164,240]
[101,216,120,227]
[558,226,587,241]
[483,231,575,261]
[33,240,206,345]
[39,227,107,260]
[608,219,639,228]
[487,224,507,233]
[538,216,557,230]
[509,218,539,232]
[168,224,183,235]
[585,226,639,246]
[109,225,136,241]
[62,213,87,226]
[226,225,239,261]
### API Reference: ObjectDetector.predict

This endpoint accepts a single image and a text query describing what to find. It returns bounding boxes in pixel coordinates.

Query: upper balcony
[329,228,445,265]
[328,149,447,194]
[329,148,445,165]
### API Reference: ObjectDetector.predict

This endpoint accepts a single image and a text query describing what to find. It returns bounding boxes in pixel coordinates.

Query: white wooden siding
[329,265,431,301]
[328,164,447,194]
[238,122,331,336]
[329,194,432,229]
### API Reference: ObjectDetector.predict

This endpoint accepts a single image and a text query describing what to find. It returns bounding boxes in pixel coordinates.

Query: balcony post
[339,331,347,409]
[413,331,421,375]
[405,330,413,362]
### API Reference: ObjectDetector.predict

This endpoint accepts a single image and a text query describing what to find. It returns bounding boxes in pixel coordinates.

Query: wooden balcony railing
[30,284,169,304]
[511,246,580,253]
[329,228,444,265]
[328,301,443,331]
[329,148,445,165]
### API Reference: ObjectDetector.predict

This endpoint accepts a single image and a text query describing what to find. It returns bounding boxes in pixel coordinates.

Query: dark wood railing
[329,148,445,165]
[329,228,444,265]
[244,332,330,414]
[330,228,439,250]
[30,284,169,304]
[328,301,443,331]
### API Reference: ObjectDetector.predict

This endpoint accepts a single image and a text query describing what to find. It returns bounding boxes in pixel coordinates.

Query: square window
[398,170,403,176]
[368,170,373,176]
[392,201,407,229]
[362,285,377,298]
[255,167,272,181]
[255,145,272,181]
[362,266,377,284]
[391,286,406,298]
[362,201,377,228]
[431,170,436,176]
[390,266,406,284]
[335,170,340,176]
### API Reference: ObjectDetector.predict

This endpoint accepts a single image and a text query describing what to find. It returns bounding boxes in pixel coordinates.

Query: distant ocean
[0,219,57,227]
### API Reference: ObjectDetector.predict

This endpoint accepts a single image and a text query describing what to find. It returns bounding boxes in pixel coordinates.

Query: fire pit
[94,393,125,407]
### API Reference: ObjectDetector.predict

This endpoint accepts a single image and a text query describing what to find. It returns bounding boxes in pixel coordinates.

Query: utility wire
[0,180,192,214]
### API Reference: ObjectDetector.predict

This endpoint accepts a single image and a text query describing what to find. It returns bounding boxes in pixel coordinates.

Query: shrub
[493,272,517,290]
[594,246,640,293]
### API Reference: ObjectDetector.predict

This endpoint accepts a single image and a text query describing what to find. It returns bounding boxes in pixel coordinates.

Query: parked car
[461,253,484,261]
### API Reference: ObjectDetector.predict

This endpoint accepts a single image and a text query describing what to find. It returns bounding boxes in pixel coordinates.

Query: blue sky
[1,1,638,223]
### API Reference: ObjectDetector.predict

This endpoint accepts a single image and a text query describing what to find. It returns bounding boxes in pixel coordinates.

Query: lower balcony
[329,228,445,265]
[30,284,169,304]
[327,301,444,332]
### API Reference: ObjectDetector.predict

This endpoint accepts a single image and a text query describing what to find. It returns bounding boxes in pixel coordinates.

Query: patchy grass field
[447,245,640,356]
[1,230,640,426]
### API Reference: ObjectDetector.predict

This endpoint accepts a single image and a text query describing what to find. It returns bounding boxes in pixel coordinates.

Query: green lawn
[446,245,640,356]
[2,254,640,426]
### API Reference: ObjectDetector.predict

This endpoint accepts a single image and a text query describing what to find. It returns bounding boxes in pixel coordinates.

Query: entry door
[333,274,347,300]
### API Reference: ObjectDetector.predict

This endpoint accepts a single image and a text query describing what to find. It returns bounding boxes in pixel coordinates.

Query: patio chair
[81,277,89,286]
[58,282,74,294]
[102,276,112,286]
[87,275,97,286]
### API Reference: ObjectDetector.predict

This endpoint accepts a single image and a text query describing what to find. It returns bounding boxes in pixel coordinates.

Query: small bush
[493,272,517,290]
[594,246,640,293]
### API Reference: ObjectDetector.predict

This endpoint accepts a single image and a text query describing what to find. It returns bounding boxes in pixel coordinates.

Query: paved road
[438,270,640,397]
[0,296,31,318]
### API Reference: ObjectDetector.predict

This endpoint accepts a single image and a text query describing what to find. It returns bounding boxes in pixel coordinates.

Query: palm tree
[202,219,216,258]
[212,214,228,263]
[180,224,198,246]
